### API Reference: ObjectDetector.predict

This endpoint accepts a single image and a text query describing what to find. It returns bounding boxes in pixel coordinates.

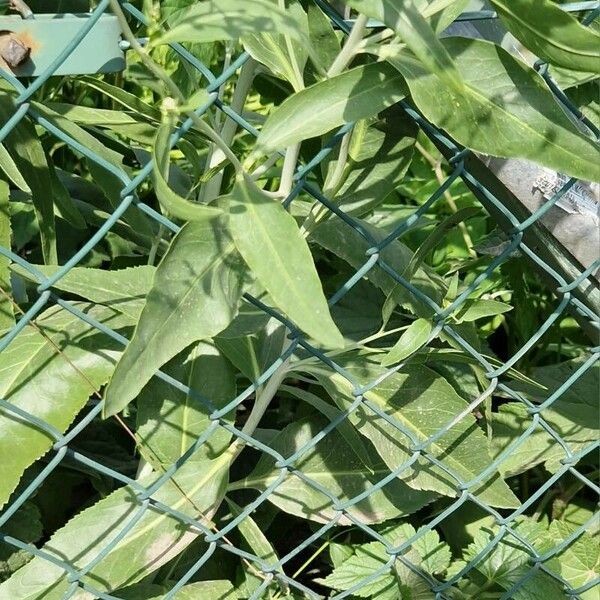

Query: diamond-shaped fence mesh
[0,1,598,599]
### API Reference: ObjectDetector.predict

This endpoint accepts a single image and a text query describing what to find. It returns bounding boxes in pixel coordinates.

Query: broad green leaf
[153,113,223,222]
[0,181,14,332]
[0,101,56,264]
[545,521,599,599]
[137,341,236,470]
[10,264,155,322]
[347,0,463,89]
[257,63,407,152]
[0,303,132,509]
[491,396,598,476]
[312,217,444,318]
[314,356,519,508]
[454,299,512,323]
[153,0,308,47]
[0,503,42,582]
[490,0,600,73]
[307,3,341,73]
[243,0,309,91]
[229,178,343,348]
[104,218,247,417]
[279,384,373,466]
[381,318,432,367]
[389,38,600,182]
[0,452,232,599]
[232,416,436,524]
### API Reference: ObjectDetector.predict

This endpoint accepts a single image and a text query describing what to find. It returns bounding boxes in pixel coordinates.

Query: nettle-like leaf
[229,177,344,348]
[256,63,407,152]
[389,37,600,182]
[103,218,247,417]
[321,522,451,599]
[231,416,436,524]
[490,0,600,73]
[0,302,132,509]
[312,355,518,508]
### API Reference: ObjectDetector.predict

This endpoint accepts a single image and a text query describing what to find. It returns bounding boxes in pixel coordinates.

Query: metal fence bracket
[0,13,124,76]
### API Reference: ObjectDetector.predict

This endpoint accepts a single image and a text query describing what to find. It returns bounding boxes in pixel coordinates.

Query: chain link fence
[0,1,598,599]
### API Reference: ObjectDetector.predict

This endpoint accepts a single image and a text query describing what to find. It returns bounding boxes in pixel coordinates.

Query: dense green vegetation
[0,1,598,598]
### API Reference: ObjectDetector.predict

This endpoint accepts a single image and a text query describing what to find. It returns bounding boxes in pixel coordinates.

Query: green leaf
[314,356,519,508]
[490,0,600,73]
[216,317,286,383]
[229,178,343,348]
[233,416,436,524]
[10,264,155,322]
[153,113,224,222]
[243,1,309,92]
[257,63,407,152]
[153,0,308,47]
[0,453,232,599]
[0,503,42,582]
[322,523,450,599]
[545,521,599,599]
[389,38,600,182]
[0,181,14,332]
[145,581,239,600]
[0,142,30,192]
[103,218,247,417]
[137,341,236,470]
[454,299,512,323]
[307,3,341,73]
[0,102,56,264]
[347,0,463,89]
[463,519,563,599]
[0,303,132,509]
[332,109,417,216]
[312,217,445,318]
[381,318,433,367]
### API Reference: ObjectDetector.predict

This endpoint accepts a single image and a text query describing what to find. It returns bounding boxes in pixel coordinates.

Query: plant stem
[327,13,369,77]
[279,143,300,197]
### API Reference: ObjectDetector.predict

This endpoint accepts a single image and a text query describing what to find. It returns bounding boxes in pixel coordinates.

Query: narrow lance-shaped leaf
[0,181,14,332]
[231,416,436,524]
[103,218,247,417]
[389,37,600,182]
[0,100,56,264]
[313,356,519,508]
[381,318,433,367]
[153,0,309,47]
[229,177,344,348]
[490,0,600,73]
[257,62,407,152]
[0,303,133,509]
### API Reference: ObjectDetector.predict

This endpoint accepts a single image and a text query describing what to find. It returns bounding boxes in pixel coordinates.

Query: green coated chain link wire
[0,1,598,598]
